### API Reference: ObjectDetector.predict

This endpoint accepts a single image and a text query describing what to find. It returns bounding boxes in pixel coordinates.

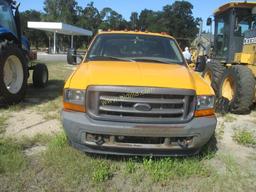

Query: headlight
[196,95,215,110]
[63,89,86,112]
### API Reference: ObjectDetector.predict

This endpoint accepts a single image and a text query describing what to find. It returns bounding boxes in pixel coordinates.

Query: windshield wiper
[131,57,170,64]
[88,56,134,62]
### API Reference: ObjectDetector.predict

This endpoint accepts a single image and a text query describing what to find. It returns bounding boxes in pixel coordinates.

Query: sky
[19,0,233,29]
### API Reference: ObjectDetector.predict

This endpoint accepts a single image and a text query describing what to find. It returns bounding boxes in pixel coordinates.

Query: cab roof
[214,1,256,15]
[97,30,175,39]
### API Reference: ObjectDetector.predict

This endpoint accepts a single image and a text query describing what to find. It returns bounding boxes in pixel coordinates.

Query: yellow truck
[62,31,216,156]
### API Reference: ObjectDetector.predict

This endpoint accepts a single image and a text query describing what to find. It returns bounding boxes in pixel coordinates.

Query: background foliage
[20,0,200,50]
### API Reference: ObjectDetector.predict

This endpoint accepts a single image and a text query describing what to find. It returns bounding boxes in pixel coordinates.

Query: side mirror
[206,17,212,26]
[67,48,84,65]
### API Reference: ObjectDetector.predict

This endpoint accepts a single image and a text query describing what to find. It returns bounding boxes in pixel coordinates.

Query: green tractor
[0,0,48,105]
[202,2,256,114]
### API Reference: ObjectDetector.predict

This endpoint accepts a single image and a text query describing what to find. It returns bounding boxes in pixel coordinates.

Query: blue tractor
[0,0,48,105]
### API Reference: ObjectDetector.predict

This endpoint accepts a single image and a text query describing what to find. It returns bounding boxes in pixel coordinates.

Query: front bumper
[62,111,217,156]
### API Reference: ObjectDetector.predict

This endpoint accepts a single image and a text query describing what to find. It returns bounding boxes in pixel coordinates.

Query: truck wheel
[219,65,255,114]
[202,61,225,94]
[0,43,28,105]
[33,63,48,88]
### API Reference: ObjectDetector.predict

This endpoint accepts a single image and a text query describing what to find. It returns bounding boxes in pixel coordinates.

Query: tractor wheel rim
[3,55,24,94]
[222,77,234,101]
[204,71,212,85]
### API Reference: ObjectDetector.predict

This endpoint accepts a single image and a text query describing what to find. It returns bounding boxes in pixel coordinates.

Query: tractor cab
[211,2,256,63]
[0,0,17,36]
[0,0,21,45]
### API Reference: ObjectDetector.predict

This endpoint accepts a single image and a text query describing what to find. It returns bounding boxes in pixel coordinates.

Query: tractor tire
[0,42,28,105]
[202,60,225,94]
[33,63,49,88]
[218,65,255,114]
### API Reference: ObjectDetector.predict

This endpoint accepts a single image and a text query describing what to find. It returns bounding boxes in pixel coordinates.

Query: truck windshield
[0,0,17,36]
[87,34,185,64]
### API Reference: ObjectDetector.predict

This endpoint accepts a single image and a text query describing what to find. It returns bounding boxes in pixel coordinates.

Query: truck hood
[66,61,214,95]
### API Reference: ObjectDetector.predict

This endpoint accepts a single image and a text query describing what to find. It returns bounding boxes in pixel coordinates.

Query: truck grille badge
[134,103,152,112]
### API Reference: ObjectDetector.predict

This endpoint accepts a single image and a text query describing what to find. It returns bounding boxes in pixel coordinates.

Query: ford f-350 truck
[62,31,217,156]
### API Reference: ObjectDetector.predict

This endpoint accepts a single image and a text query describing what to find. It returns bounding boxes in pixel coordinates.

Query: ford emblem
[134,103,152,112]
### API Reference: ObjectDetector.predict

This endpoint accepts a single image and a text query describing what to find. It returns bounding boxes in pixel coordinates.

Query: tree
[76,2,101,32]
[162,1,200,46]
[130,12,139,30]
[99,8,128,30]
[20,10,48,48]
[21,0,200,49]
[43,0,78,50]
[138,9,166,32]
[74,2,101,48]
[43,0,77,23]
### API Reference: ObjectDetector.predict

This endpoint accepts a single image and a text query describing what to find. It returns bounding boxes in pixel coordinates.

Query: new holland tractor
[0,0,48,105]
[202,2,256,114]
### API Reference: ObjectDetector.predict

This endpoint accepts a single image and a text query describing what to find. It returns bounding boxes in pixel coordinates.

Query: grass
[2,137,254,192]
[224,114,237,123]
[216,122,225,140]
[233,130,256,146]
[0,139,26,174]
[92,161,112,183]
[19,134,53,148]
[0,115,8,135]
[142,157,211,182]
[0,124,255,191]
[125,159,137,174]
[42,133,94,187]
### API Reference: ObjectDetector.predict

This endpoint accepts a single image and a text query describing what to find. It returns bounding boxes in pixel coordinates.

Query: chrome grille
[86,86,196,123]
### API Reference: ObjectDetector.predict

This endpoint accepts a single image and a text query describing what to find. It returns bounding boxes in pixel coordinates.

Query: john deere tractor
[0,0,48,105]
[203,2,256,114]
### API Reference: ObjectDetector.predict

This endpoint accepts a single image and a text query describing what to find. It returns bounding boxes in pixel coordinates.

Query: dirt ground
[0,61,256,192]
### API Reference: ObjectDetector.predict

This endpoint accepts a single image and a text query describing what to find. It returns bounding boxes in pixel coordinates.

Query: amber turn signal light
[194,108,215,117]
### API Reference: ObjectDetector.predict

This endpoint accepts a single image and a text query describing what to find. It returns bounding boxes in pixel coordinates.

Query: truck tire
[0,43,28,105]
[33,63,48,88]
[202,61,225,94]
[218,65,255,114]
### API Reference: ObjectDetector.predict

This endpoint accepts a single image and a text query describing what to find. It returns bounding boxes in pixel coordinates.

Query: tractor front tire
[0,43,28,105]
[33,63,49,88]
[202,60,225,94]
[219,65,255,114]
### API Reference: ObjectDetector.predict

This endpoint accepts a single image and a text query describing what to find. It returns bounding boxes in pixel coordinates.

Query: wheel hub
[3,55,24,94]
[222,77,234,101]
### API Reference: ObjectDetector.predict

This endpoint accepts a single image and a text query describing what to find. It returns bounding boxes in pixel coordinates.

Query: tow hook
[95,136,105,146]
[177,139,189,149]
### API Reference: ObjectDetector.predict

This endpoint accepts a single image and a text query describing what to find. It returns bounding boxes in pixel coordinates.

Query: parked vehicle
[202,2,256,114]
[0,0,48,105]
[62,31,216,156]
